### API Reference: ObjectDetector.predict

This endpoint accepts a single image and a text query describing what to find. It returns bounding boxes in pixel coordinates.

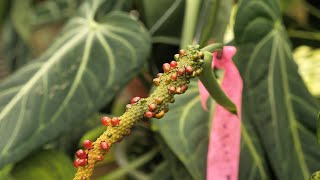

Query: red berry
[131,96,141,104]
[78,159,87,166]
[168,86,176,94]
[177,68,185,76]
[181,85,188,93]
[148,103,157,111]
[144,111,154,118]
[111,117,120,126]
[100,141,109,151]
[101,116,111,126]
[179,49,187,56]
[170,73,177,81]
[185,66,193,74]
[76,149,87,159]
[74,159,79,168]
[83,140,93,149]
[162,63,171,72]
[170,61,177,68]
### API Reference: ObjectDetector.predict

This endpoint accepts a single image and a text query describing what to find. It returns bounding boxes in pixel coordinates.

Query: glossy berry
[76,149,87,159]
[148,103,157,111]
[83,140,93,149]
[175,87,182,94]
[74,159,80,168]
[78,159,87,166]
[101,116,111,126]
[153,78,161,86]
[170,61,177,68]
[185,66,193,74]
[181,85,188,93]
[144,111,154,118]
[155,110,165,119]
[131,97,141,104]
[177,68,185,76]
[100,141,109,151]
[162,63,171,72]
[179,49,187,56]
[111,117,120,126]
[170,73,178,81]
[168,86,176,94]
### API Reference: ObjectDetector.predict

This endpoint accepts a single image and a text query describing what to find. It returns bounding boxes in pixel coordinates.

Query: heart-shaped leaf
[153,79,272,179]
[0,0,151,169]
[234,0,320,179]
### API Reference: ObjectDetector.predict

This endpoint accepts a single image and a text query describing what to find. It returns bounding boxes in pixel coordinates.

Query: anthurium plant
[0,0,319,180]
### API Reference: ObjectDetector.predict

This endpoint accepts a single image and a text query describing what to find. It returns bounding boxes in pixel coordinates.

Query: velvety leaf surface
[11,150,75,180]
[234,0,320,179]
[0,0,150,168]
[239,111,271,180]
[154,78,271,179]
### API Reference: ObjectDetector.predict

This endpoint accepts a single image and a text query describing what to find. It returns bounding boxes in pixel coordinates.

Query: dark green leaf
[11,150,75,180]
[156,135,192,180]
[234,0,320,179]
[239,111,271,180]
[0,0,151,169]
[196,0,233,46]
[137,0,185,38]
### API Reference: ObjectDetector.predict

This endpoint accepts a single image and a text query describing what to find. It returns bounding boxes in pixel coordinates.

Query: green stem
[180,0,201,48]
[288,29,320,41]
[98,148,159,180]
[198,51,237,114]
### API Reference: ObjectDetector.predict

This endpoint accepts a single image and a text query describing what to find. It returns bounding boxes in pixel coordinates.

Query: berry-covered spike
[74,45,206,180]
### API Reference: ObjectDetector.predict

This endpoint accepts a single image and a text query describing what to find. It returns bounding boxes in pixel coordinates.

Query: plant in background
[0,0,319,180]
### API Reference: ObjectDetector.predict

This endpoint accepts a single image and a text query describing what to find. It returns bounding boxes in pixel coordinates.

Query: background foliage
[0,0,319,179]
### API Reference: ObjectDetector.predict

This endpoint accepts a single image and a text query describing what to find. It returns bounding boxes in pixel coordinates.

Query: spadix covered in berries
[73,45,206,180]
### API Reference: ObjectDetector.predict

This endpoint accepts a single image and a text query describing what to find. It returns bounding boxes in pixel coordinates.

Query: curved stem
[198,51,237,114]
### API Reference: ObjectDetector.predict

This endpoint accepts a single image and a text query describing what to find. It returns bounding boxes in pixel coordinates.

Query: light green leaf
[0,0,151,169]
[11,150,75,180]
[234,0,320,179]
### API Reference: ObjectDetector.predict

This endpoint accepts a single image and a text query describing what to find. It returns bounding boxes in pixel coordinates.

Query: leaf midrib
[0,31,88,155]
[277,36,309,178]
